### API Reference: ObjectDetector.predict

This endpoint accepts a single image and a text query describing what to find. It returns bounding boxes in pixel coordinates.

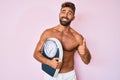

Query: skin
[33,7,91,73]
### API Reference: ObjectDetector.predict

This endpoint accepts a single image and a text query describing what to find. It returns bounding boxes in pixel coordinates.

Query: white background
[0,0,120,80]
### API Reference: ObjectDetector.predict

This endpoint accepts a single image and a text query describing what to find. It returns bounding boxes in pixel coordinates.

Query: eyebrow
[61,9,73,14]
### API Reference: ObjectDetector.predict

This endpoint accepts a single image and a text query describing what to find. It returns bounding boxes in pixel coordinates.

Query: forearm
[33,51,51,65]
[80,48,91,64]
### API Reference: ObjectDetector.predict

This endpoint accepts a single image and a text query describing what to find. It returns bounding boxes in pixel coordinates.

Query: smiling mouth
[62,18,67,21]
[61,17,69,21]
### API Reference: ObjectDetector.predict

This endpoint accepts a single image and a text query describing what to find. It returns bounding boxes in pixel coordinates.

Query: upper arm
[34,30,48,53]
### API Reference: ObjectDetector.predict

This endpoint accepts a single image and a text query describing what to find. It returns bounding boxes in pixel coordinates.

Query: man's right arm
[33,30,60,69]
[33,31,51,65]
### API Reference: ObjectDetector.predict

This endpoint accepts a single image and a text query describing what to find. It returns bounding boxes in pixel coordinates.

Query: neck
[57,24,70,32]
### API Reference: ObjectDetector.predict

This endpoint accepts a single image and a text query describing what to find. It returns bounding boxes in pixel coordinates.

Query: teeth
[62,18,67,21]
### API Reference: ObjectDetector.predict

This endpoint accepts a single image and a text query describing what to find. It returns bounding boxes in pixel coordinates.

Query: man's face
[59,7,75,26]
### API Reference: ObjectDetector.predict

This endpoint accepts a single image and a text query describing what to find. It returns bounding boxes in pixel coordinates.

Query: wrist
[46,59,52,66]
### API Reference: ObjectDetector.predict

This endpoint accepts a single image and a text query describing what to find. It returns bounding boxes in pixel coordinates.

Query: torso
[44,25,82,73]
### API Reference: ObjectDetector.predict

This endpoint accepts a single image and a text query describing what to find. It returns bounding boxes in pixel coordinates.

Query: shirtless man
[33,2,91,80]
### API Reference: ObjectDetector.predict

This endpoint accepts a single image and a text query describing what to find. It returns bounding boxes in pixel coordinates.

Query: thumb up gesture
[78,39,87,55]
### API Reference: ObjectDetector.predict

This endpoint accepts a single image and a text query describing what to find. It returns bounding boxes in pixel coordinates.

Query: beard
[59,17,72,26]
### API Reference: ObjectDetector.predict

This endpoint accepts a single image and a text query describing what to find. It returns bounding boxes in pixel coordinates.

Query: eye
[68,10,74,16]
[68,12,72,15]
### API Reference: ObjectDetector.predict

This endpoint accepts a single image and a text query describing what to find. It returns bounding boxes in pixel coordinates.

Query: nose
[64,12,68,17]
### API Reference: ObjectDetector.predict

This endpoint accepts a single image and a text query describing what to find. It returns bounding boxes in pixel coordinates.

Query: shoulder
[42,26,56,34]
[70,28,84,45]
[40,26,58,38]
[70,28,83,39]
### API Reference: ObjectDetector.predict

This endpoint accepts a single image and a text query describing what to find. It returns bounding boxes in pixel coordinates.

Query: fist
[49,58,62,69]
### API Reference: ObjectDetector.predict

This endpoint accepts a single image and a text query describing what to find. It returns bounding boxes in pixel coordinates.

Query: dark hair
[61,2,76,15]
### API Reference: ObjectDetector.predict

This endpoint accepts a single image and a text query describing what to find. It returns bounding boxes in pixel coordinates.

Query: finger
[56,62,62,69]
[82,39,86,46]
[53,58,59,61]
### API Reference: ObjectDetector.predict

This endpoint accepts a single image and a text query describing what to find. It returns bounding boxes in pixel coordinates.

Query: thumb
[82,39,86,46]
[53,58,59,61]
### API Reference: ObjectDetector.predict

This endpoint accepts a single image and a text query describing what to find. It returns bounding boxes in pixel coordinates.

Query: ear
[72,16,75,21]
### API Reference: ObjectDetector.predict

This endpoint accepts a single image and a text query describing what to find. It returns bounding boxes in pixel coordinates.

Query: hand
[49,58,62,69]
[78,39,91,64]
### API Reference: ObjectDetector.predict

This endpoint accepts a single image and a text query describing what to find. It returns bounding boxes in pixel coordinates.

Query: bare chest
[52,32,78,51]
